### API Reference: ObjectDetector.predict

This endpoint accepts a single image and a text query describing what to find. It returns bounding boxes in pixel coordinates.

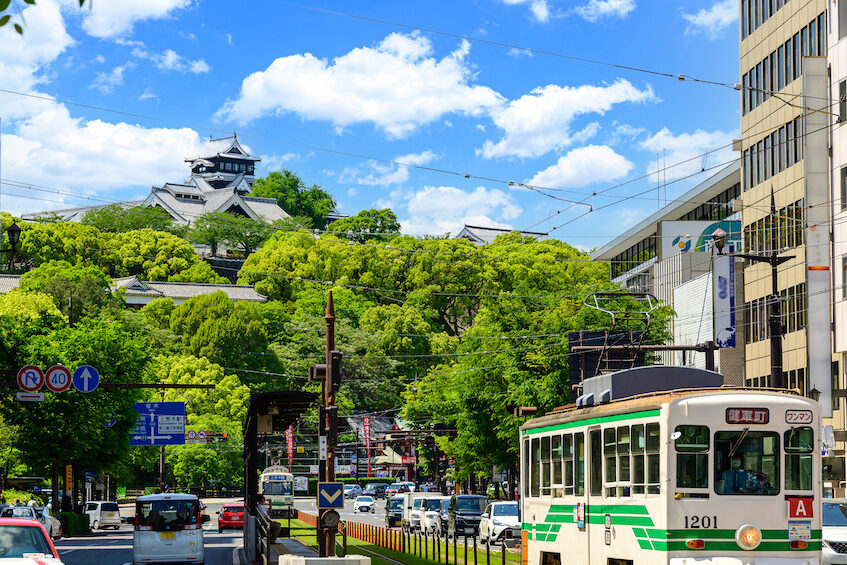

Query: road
[55,498,243,565]
[294,495,389,528]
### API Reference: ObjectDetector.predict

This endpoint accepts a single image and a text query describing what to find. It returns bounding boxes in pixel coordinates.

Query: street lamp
[712,227,728,255]
[0,221,21,265]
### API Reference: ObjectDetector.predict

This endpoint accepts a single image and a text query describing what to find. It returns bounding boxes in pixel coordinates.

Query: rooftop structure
[454,224,548,246]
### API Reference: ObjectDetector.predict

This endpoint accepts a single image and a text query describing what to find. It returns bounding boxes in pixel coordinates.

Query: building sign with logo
[660,221,741,259]
[712,254,736,348]
[363,416,372,478]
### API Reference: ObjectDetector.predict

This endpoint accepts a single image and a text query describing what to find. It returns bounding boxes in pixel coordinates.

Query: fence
[296,510,513,565]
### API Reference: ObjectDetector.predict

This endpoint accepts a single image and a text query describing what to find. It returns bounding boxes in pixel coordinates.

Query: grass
[283,519,520,565]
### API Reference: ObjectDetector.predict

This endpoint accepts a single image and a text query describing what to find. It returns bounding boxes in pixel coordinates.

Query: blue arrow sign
[317,482,344,509]
[72,366,100,393]
[130,402,186,446]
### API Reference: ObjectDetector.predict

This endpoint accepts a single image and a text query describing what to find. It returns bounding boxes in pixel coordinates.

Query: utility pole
[159,387,166,492]
[319,291,337,557]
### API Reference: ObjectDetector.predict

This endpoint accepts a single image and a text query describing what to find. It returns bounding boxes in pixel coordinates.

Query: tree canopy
[249,171,337,230]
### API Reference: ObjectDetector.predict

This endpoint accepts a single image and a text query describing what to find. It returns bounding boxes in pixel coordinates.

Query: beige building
[740,0,844,491]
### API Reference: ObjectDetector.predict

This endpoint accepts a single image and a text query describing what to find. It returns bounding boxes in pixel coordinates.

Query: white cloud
[226,33,233,45]
[90,62,135,94]
[257,152,299,173]
[80,0,191,39]
[345,150,437,186]
[640,127,736,181]
[131,47,211,74]
[682,0,737,39]
[526,145,633,188]
[215,32,504,139]
[479,79,654,159]
[92,54,105,64]
[400,185,523,235]
[347,188,358,197]
[139,87,157,100]
[573,0,636,22]
[500,0,552,22]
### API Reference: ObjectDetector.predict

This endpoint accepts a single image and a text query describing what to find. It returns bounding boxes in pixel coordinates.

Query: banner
[712,254,736,348]
[660,220,741,258]
[286,426,294,471]
[363,416,372,478]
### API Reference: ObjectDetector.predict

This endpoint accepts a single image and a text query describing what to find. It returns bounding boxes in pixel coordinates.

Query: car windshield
[357,497,373,502]
[0,525,55,558]
[457,498,487,513]
[263,481,292,495]
[389,484,402,489]
[136,499,199,530]
[1,508,35,519]
[426,499,442,511]
[223,506,243,513]
[345,485,357,490]
[389,498,403,511]
[494,504,519,517]
[413,499,423,509]
[101,503,119,512]
[824,503,847,526]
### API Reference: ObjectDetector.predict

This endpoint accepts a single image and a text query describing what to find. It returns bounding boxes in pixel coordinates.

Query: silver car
[0,506,61,539]
[823,499,847,564]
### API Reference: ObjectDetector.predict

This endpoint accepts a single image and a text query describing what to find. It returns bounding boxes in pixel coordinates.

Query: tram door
[586,427,604,565]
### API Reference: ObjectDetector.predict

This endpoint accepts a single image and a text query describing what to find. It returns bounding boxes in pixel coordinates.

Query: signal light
[790,540,807,550]
[686,539,705,549]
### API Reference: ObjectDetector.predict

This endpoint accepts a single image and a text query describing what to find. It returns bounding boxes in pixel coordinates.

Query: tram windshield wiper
[728,427,750,458]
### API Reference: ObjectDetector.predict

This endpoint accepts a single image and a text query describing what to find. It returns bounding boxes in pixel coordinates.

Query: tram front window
[714,430,779,495]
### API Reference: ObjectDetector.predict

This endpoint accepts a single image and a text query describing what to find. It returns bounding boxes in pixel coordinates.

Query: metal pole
[323,291,336,555]
[769,259,784,388]
[159,387,166,492]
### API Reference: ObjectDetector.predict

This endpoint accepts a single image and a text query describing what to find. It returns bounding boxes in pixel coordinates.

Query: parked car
[386,495,404,528]
[436,498,450,535]
[0,517,64,563]
[363,483,388,499]
[421,497,448,534]
[447,495,488,537]
[84,501,122,530]
[823,498,847,564]
[0,506,39,521]
[216,503,244,533]
[34,507,62,539]
[353,496,375,513]
[133,493,204,564]
[479,501,520,544]
[344,484,363,499]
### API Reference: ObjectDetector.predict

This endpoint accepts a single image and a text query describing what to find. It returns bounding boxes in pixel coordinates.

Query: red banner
[286,426,294,471]
[363,416,372,477]
[402,456,416,465]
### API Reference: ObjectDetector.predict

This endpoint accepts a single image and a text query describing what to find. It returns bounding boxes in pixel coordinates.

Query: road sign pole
[322,291,336,557]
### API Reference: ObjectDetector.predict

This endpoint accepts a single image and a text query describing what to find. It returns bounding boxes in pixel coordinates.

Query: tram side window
[646,423,661,494]
[785,427,814,491]
[575,432,585,496]
[590,430,602,496]
[631,424,645,494]
[604,428,617,496]
[563,434,574,495]
[552,435,563,496]
[531,438,540,497]
[714,431,780,495]
[523,439,530,498]
[617,426,631,497]
[675,425,709,489]
[542,436,552,496]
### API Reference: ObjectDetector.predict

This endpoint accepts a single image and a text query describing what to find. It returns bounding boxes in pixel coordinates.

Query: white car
[133,493,204,564]
[0,505,56,538]
[84,501,121,530]
[344,485,362,499]
[823,499,847,564]
[353,496,375,513]
[479,501,520,545]
[421,497,447,534]
[34,507,62,539]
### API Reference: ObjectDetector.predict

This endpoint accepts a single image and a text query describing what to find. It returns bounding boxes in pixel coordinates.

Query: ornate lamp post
[0,221,22,267]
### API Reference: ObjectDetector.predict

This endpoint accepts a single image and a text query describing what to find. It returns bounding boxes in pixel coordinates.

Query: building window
[840,82,846,124]
[841,0,847,40]
[842,256,847,298]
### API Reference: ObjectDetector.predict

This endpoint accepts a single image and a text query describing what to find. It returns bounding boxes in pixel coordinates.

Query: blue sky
[0,0,740,249]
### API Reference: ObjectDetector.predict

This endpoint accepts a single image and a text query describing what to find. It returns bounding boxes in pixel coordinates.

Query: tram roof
[522,386,808,433]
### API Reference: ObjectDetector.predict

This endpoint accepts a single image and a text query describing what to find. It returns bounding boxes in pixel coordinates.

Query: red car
[217,504,244,533]
[0,516,63,562]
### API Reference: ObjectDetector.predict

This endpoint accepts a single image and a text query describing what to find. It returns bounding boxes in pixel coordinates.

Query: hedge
[57,512,90,536]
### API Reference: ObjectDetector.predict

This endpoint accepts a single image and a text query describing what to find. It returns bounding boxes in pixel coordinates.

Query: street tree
[81,205,175,234]
[19,260,118,321]
[249,171,336,230]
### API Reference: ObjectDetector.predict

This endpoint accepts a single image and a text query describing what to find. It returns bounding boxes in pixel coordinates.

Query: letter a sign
[789,497,814,518]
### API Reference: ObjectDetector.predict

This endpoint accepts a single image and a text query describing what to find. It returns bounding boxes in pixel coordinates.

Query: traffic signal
[330,350,342,395]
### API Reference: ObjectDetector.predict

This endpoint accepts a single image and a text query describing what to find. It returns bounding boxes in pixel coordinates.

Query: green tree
[187,212,233,256]
[221,215,272,256]
[249,171,336,230]
[140,297,175,330]
[111,228,199,281]
[81,205,175,233]
[19,260,118,321]
[17,221,114,268]
[327,208,401,242]
[167,261,228,284]
[0,289,64,321]
[155,355,250,422]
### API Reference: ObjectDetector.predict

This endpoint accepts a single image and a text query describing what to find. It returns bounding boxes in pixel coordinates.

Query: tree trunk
[51,461,59,515]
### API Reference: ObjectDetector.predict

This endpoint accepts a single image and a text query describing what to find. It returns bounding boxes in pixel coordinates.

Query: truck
[400,491,445,532]
[259,465,294,517]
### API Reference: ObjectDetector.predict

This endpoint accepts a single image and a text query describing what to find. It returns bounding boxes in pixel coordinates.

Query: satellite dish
[670,431,682,441]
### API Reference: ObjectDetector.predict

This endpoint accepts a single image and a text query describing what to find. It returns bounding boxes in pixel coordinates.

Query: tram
[259,465,294,517]
[520,365,821,565]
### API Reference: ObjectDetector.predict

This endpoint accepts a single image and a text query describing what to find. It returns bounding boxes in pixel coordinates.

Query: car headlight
[735,524,762,550]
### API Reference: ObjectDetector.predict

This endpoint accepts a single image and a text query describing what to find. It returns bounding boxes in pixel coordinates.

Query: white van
[85,500,121,530]
[133,493,205,564]
[403,492,445,532]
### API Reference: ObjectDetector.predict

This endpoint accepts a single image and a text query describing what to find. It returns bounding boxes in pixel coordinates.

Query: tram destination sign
[725,407,769,424]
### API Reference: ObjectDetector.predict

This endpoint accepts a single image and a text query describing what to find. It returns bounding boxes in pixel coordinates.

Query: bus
[259,465,294,517]
[520,365,821,565]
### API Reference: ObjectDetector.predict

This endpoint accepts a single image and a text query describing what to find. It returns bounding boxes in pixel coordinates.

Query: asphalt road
[55,498,243,565]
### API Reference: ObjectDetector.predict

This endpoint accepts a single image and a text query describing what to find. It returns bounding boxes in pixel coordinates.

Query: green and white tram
[520,366,821,565]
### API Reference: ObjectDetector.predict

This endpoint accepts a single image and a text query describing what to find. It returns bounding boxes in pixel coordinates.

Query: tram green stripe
[587,515,655,526]
[636,538,653,550]
[522,409,660,435]
[587,504,650,515]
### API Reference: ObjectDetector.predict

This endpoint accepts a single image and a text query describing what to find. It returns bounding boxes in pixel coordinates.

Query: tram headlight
[735,524,762,550]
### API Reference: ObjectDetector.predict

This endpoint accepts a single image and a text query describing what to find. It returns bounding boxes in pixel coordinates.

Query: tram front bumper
[671,559,819,565]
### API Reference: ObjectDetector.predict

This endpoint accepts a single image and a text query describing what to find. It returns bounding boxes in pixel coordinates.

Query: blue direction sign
[317,482,344,509]
[72,366,99,393]
[130,402,186,446]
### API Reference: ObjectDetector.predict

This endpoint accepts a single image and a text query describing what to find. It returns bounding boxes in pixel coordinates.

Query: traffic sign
[103,413,117,428]
[45,365,72,393]
[17,365,44,392]
[130,402,186,446]
[198,431,207,440]
[15,392,44,402]
[317,482,344,509]
[72,366,99,393]
[187,430,196,439]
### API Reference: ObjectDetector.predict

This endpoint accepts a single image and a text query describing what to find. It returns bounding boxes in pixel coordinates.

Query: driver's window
[484,505,491,518]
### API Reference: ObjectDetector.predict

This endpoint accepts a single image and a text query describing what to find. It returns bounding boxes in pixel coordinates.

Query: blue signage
[317,482,344,509]
[72,366,100,393]
[130,402,186,446]
[713,254,736,349]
